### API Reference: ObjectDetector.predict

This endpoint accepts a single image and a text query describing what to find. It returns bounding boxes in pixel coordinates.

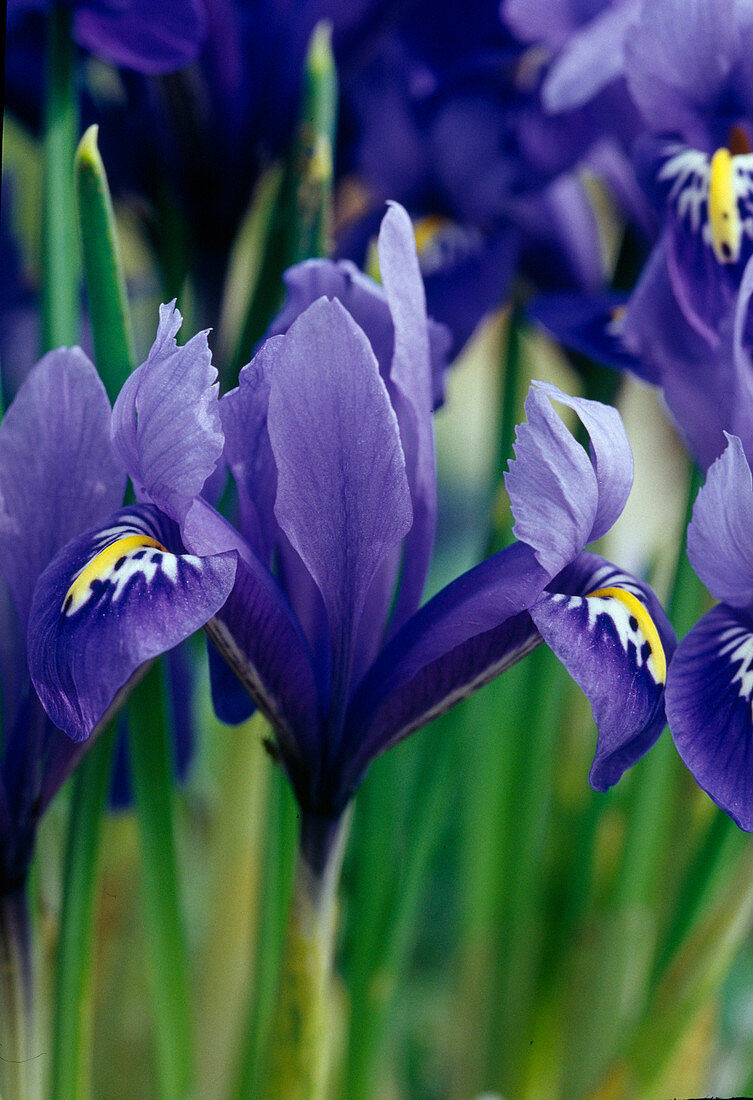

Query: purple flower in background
[6,0,206,74]
[666,435,753,829]
[0,307,236,886]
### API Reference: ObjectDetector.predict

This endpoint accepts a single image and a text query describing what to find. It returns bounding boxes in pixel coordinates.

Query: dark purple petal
[266,297,413,721]
[534,552,676,790]
[341,541,549,802]
[205,554,322,798]
[527,291,654,380]
[111,302,224,525]
[220,336,280,563]
[686,434,753,607]
[206,638,255,725]
[379,201,437,628]
[28,503,236,742]
[0,347,125,626]
[666,604,753,830]
[74,0,206,75]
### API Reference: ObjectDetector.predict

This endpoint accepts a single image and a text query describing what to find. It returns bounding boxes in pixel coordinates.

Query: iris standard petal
[111,302,224,525]
[686,433,753,607]
[533,552,675,791]
[267,297,413,724]
[533,381,633,542]
[342,541,548,800]
[220,336,281,563]
[0,347,125,626]
[28,504,236,742]
[666,604,753,830]
[379,201,437,627]
[74,0,206,75]
[504,383,598,578]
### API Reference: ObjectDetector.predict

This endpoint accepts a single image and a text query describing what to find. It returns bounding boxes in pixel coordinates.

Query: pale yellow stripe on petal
[63,535,166,614]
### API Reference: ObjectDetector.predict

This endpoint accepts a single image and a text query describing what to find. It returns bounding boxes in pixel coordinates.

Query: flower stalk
[0,886,38,1100]
[261,810,350,1100]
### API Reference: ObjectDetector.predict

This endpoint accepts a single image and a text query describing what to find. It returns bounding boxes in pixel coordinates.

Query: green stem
[42,4,79,351]
[0,886,39,1100]
[127,662,192,1098]
[51,727,117,1100]
[260,810,350,1100]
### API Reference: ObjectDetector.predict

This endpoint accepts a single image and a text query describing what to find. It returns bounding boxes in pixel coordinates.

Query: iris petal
[28,504,236,742]
[534,553,676,790]
[666,604,753,830]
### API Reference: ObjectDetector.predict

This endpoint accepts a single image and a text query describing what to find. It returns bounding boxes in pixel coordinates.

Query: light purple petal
[267,297,413,722]
[0,347,125,627]
[341,541,548,797]
[75,0,206,74]
[505,384,597,577]
[534,381,633,542]
[687,434,753,606]
[28,504,236,742]
[533,553,675,790]
[666,604,753,830]
[379,201,438,627]
[112,302,224,525]
[542,0,641,113]
[220,336,280,563]
[625,0,738,140]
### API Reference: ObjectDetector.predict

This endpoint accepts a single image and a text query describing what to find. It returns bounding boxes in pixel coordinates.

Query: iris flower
[28,204,673,872]
[666,435,753,829]
[0,312,236,890]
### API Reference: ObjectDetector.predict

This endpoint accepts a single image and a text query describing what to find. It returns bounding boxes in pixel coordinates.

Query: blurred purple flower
[6,0,207,74]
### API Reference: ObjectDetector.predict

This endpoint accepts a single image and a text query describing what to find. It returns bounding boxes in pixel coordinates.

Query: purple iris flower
[666,434,753,830]
[28,205,674,872]
[0,308,236,887]
[6,0,206,74]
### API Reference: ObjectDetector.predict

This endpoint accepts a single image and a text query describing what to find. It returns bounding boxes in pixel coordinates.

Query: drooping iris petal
[111,301,223,525]
[686,433,753,607]
[341,541,548,801]
[267,297,413,722]
[666,604,753,830]
[0,347,125,626]
[378,201,437,627]
[74,0,206,75]
[505,383,597,577]
[533,552,675,790]
[28,504,236,742]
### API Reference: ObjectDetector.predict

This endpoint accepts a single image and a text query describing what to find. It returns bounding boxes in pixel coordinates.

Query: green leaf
[75,124,137,397]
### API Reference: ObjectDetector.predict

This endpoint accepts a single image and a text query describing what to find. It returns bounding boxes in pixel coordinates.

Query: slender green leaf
[127,661,192,1098]
[75,124,136,396]
[51,728,117,1100]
